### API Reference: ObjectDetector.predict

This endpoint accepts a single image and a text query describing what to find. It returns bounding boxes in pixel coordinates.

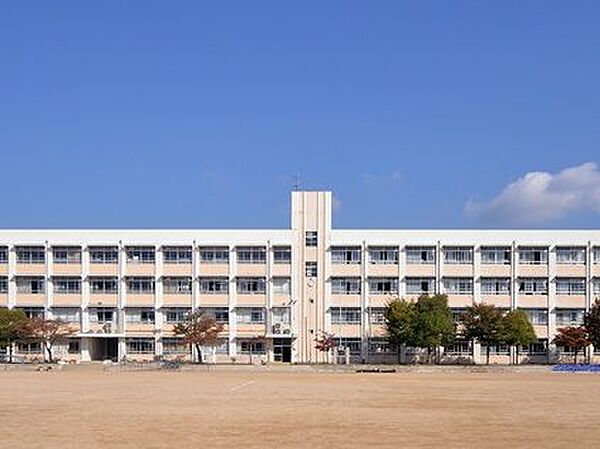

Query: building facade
[1,190,600,364]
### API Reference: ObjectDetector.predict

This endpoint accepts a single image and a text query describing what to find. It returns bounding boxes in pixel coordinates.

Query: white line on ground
[229,380,255,392]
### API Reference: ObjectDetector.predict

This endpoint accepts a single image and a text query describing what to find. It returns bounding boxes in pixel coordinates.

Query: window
[237,277,266,294]
[239,340,266,354]
[199,277,229,294]
[90,308,115,324]
[406,247,435,264]
[518,278,548,295]
[369,307,385,324]
[556,278,586,295]
[368,337,393,354]
[305,231,318,247]
[334,337,361,355]
[17,342,41,354]
[273,246,292,264]
[595,279,600,295]
[125,246,155,264]
[16,246,45,264]
[444,247,473,264]
[271,307,291,325]
[162,337,188,354]
[331,307,361,324]
[518,247,548,265]
[201,307,229,324]
[89,246,118,264]
[17,307,44,319]
[443,278,473,295]
[405,277,435,295]
[556,309,585,326]
[164,308,189,323]
[480,247,511,265]
[90,277,118,294]
[520,308,548,325]
[52,308,80,323]
[236,307,265,324]
[68,339,80,354]
[480,343,509,355]
[16,277,45,294]
[331,277,361,295]
[272,277,291,295]
[369,278,399,295]
[450,308,468,323]
[556,247,586,265]
[53,277,81,294]
[0,277,7,294]
[521,339,547,356]
[0,247,7,263]
[481,278,511,295]
[594,247,600,264]
[52,246,81,264]
[163,277,192,294]
[368,247,398,265]
[199,247,229,264]
[305,261,317,277]
[236,246,266,264]
[126,338,155,354]
[331,246,361,264]
[125,308,155,324]
[163,246,192,264]
[445,340,472,356]
[127,277,155,294]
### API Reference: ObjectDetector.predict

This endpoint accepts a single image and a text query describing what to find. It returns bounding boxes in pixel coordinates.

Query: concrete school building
[1,190,600,364]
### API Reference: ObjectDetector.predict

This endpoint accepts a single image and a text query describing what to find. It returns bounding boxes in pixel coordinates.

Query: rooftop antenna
[292,172,302,191]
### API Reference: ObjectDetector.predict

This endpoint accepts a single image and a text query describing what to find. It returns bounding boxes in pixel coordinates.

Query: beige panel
[236,324,266,336]
[162,294,192,306]
[236,294,267,306]
[126,264,156,276]
[88,264,119,276]
[198,264,229,276]
[0,265,8,275]
[555,295,586,308]
[125,324,155,334]
[15,294,45,306]
[236,264,267,277]
[555,265,587,277]
[480,295,511,308]
[53,294,82,306]
[443,265,474,277]
[518,295,548,308]
[16,264,45,275]
[330,324,361,337]
[127,294,156,306]
[305,247,318,260]
[163,264,193,276]
[368,296,394,307]
[480,265,511,277]
[272,264,292,277]
[533,325,548,338]
[0,294,8,307]
[405,265,436,277]
[126,354,155,361]
[518,265,549,277]
[87,323,118,334]
[368,265,399,277]
[53,264,82,275]
[272,293,291,307]
[593,265,600,277]
[331,264,361,277]
[370,324,386,337]
[199,294,229,306]
[447,295,474,308]
[89,294,118,307]
[330,294,361,307]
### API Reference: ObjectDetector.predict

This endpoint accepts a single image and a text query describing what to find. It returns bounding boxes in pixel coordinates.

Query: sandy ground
[1,366,599,448]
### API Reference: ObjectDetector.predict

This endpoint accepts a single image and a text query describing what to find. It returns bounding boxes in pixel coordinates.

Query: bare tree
[19,318,76,363]
[173,311,224,363]
[314,330,336,363]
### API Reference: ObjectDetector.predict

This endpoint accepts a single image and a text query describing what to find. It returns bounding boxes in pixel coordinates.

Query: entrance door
[273,338,292,363]
[102,338,118,361]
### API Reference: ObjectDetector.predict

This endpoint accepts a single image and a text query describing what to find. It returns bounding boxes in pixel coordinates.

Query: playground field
[1,366,599,448]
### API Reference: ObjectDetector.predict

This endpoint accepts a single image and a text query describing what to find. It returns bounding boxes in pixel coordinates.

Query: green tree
[384,299,417,363]
[0,309,28,363]
[412,294,455,364]
[461,303,505,365]
[502,309,537,363]
[583,299,600,351]
[553,326,590,364]
[173,311,224,363]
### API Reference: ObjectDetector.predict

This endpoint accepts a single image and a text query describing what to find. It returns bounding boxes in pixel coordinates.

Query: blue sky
[1,2,599,229]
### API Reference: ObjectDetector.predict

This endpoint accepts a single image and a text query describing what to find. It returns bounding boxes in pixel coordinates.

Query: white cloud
[465,162,600,225]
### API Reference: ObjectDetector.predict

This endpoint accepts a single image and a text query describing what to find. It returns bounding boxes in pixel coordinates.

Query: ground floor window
[368,338,394,354]
[162,337,189,355]
[445,341,472,356]
[17,342,41,354]
[126,338,155,354]
[480,343,509,355]
[335,337,361,355]
[238,340,266,354]
[520,339,548,356]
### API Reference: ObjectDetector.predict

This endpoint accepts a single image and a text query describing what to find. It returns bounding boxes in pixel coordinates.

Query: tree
[173,311,224,363]
[583,299,600,351]
[384,298,417,363]
[0,309,28,363]
[412,294,455,364]
[19,317,77,363]
[314,330,336,363]
[502,309,537,363]
[553,327,590,364]
[461,303,505,365]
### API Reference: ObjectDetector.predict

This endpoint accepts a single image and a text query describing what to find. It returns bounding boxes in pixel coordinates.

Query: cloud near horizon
[465,162,600,225]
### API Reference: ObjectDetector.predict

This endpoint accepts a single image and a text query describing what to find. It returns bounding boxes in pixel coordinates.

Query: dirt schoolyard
[1,365,599,448]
